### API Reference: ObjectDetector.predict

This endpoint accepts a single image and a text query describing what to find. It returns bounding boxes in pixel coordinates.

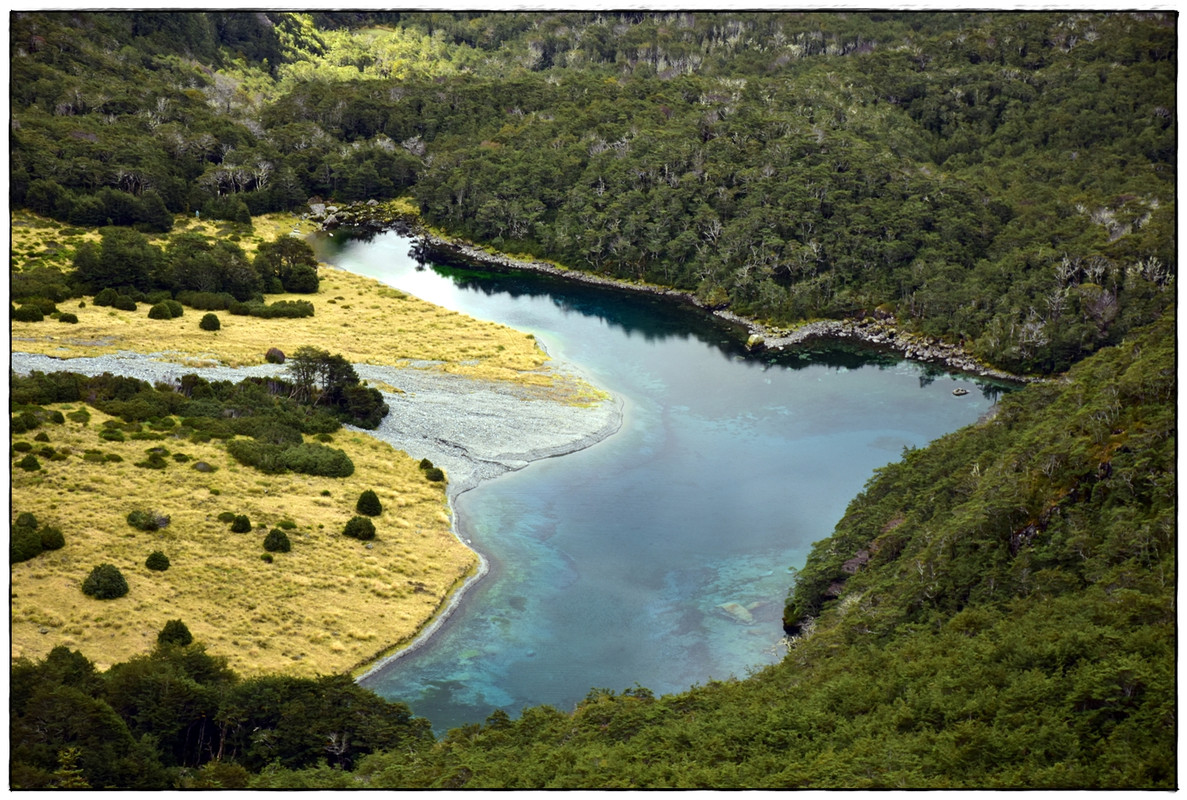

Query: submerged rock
[718,601,755,625]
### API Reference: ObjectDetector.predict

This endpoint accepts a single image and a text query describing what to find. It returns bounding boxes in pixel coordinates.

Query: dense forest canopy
[8,10,1176,789]
[10,10,1175,373]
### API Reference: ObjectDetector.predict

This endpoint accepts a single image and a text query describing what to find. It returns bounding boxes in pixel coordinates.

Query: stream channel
[314,230,1005,733]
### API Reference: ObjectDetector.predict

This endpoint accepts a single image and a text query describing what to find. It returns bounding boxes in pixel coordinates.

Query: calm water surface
[315,231,1002,732]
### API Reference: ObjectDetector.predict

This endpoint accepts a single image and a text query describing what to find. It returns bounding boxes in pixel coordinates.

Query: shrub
[147,302,173,320]
[17,454,41,471]
[145,551,171,571]
[128,510,166,529]
[81,563,129,599]
[277,519,297,529]
[13,304,44,322]
[134,452,168,469]
[100,428,126,442]
[263,528,292,553]
[265,347,286,364]
[229,301,252,316]
[217,511,237,524]
[343,516,376,541]
[279,443,354,478]
[15,512,38,529]
[33,432,50,442]
[111,295,138,312]
[39,526,65,551]
[192,461,218,473]
[261,553,274,563]
[164,299,184,318]
[176,290,236,311]
[57,312,79,324]
[93,288,119,307]
[199,313,221,331]
[424,466,446,482]
[11,528,44,563]
[172,452,191,463]
[157,619,192,646]
[356,489,383,516]
[230,515,252,533]
[419,458,434,470]
[13,441,33,453]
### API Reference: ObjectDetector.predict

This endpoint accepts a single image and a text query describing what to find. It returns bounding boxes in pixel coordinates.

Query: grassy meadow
[10,402,477,677]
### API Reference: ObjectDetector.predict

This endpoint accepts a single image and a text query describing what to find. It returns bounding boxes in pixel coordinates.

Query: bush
[13,304,44,322]
[39,526,65,551]
[100,428,126,442]
[57,312,79,324]
[11,527,44,563]
[265,347,286,364]
[93,287,119,307]
[126,509,168,531]
[277,519,297,530]
[424,466,446,482]
[147,302,173,320]
[356,489,383,516]
[17,454,41,471]
[342,516,376,541]
[164,299,184,318]
[263,529,292,553]
[145,551,171,571]
[81,563,129,599]
[217,511,237,524]
[13,441,33,453]
[15,512,38,529]
[176,290,236,311]
[157,619,192,646]
[111,295,138,312]
[230,515,252,533]
[135,452,168,469]
[419,458,434,470]
[199,313,221,331]
[192,461,218,473]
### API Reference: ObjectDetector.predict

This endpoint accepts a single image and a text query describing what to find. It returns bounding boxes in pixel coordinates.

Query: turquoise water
[315,231,1003,732]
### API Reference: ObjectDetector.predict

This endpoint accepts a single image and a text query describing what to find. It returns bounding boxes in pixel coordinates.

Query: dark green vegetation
[342,516,377,542]
[10,641,431,788]
[11,11,1174,373]
[8,10,1175,790]
[11,512,66,564]
[356,489,383,516]
[81,564,130,600]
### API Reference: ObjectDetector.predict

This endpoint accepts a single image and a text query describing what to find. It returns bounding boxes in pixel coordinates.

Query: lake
[314,231,1004,733]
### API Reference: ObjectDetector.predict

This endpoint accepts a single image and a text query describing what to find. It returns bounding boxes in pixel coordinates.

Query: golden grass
[13,266,552,382]
[10,404,477,677]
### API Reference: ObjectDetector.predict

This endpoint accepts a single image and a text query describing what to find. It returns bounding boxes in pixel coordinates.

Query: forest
[8,10,1177,789]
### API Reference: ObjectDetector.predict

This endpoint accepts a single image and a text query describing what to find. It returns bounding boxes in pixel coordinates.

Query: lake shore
[9,350,623,674]
[416,235,1036,386]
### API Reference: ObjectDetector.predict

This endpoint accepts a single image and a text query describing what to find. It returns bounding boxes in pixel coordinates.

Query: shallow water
[315,231,1003,732]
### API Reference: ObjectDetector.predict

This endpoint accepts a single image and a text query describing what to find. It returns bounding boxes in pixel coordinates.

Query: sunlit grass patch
[10,403,476,677]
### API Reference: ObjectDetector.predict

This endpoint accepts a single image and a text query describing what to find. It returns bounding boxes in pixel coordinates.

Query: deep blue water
[314,231,1004,733]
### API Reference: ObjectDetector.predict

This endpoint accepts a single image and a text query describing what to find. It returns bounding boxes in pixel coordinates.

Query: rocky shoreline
[311,201,1035,386]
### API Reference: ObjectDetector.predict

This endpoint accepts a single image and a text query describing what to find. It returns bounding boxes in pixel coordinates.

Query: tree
[157,619,193,647]
[343,516,376,540]
[255,236,320,293]
[263,528,292,552]
[356,489,383,516]
[81,564,129,599]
